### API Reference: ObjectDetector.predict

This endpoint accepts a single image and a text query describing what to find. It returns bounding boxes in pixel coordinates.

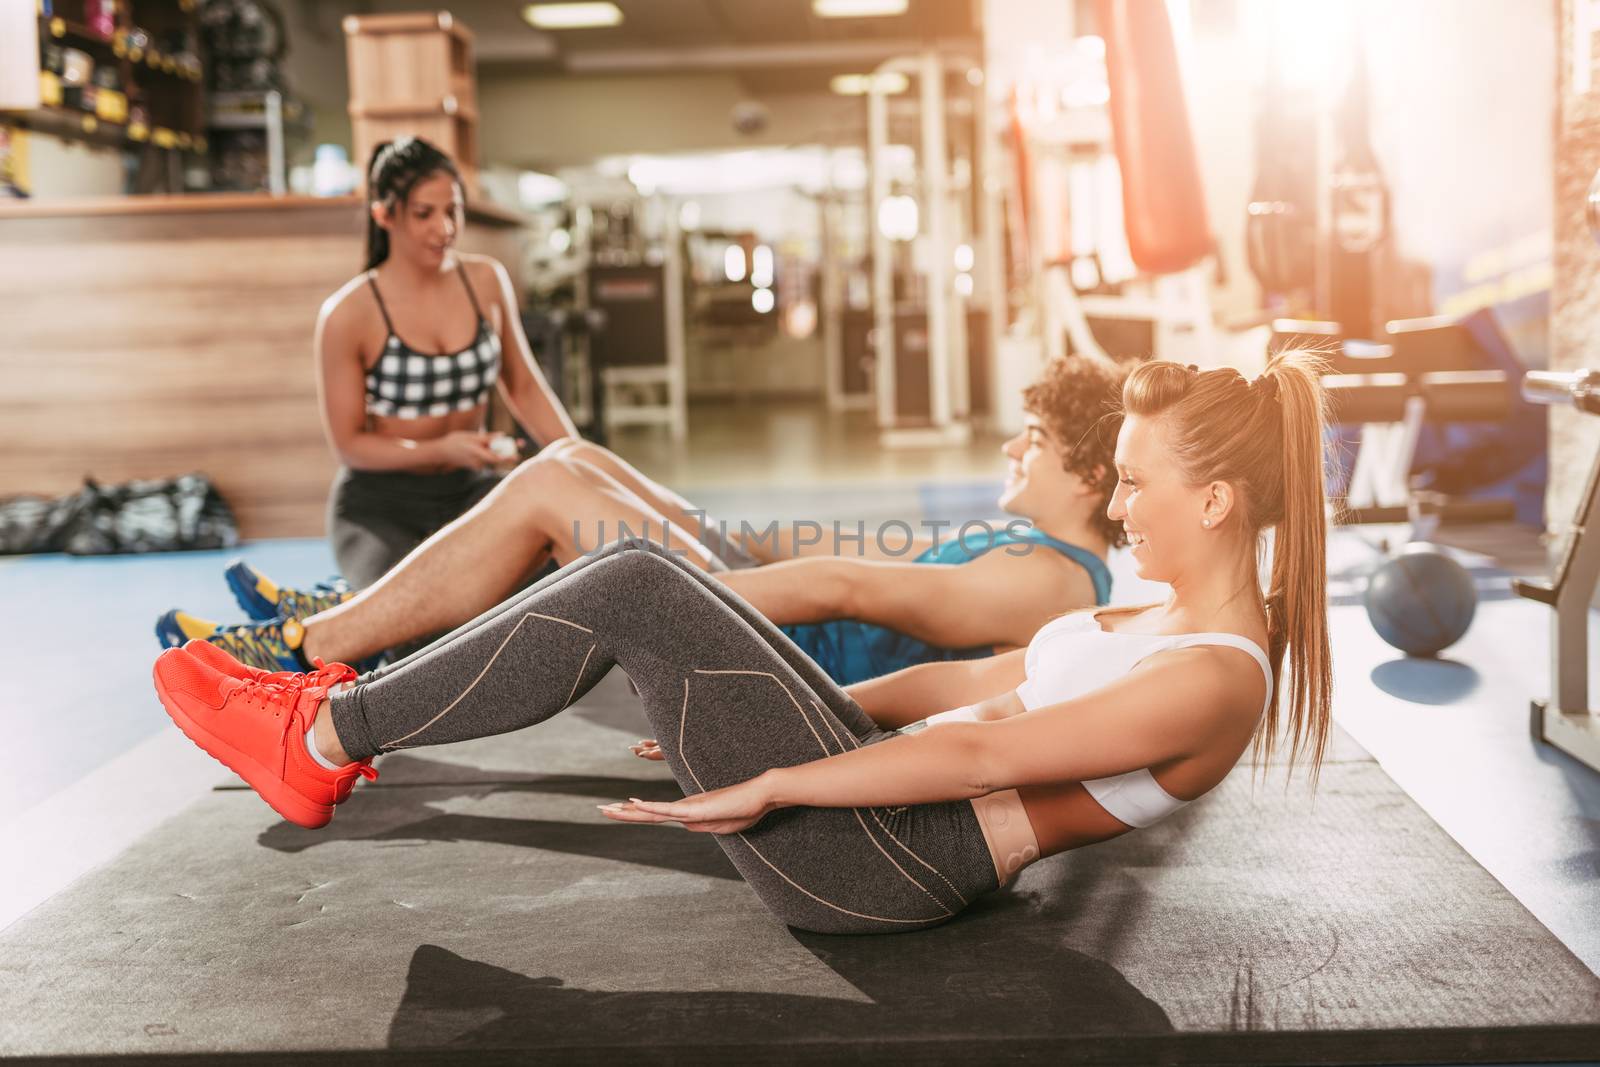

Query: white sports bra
[920,610,1273,829]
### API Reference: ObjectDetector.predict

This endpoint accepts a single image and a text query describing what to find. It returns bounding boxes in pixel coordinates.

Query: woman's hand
[429,430,501,470]
[598,775,778,835]
[629,738,665,761]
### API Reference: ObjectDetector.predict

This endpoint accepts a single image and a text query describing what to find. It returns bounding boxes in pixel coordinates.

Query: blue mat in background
[0,540,336,819]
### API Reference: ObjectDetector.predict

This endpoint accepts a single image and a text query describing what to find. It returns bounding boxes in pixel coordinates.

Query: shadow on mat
[256,754,737,881]
[385,897,1172,1049]
[1369,657,1481,704]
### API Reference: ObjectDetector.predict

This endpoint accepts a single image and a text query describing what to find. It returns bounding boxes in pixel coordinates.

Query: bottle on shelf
[59,46,92,110]
[86,0,117,40]
[312,143,354,197]
[124,26,149,62]
[92,63,125,122]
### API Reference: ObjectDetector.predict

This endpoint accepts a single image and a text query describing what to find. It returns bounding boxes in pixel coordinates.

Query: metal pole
[976,67,1005,426]
[868,77,895,429]
[820,192,846,412]
[922,49,952,429]
[662,205,688,442]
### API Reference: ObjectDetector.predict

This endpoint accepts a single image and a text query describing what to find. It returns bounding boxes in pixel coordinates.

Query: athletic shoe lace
[260,658,357,693]
[226,677,302,725]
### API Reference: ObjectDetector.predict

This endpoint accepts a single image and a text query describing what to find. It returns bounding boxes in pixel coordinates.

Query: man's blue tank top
[780,526,1112,686]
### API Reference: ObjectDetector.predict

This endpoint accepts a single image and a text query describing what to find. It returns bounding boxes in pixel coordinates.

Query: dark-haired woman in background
[319,136,575,589]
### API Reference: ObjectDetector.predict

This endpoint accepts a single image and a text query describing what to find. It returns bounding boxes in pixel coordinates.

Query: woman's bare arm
[773,646,1261,807]
[845,650,1027,729]
[483,258,578,447]
[627,648,1026,762]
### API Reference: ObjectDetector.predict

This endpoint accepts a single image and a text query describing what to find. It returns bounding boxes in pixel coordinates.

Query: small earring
[1202,519,1212,528]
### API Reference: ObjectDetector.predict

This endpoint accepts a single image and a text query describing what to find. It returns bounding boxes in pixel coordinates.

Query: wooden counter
[0,192,532,225]
[0,192,527,539]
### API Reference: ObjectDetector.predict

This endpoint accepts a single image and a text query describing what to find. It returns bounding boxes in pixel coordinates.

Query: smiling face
[1106,413,1226,583]
[374,170,464,269]
[998,414,1088,519]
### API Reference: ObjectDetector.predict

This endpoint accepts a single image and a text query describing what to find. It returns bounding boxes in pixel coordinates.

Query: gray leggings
[329,539,998,935]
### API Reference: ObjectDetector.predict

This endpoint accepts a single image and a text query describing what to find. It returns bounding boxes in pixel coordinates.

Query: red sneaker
[179,643,367,800]
[153,647,376,828]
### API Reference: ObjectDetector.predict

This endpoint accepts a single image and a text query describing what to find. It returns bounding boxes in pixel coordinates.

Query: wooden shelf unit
[0,1,206,159]
[342,11,479,194]
[0,192,529,539]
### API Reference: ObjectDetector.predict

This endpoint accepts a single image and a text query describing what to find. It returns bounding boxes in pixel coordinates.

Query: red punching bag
[1097,0,1212,274]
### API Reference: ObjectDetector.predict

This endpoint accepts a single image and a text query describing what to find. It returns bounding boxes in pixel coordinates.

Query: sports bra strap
[457,262,486,319]
[366,272,397,333]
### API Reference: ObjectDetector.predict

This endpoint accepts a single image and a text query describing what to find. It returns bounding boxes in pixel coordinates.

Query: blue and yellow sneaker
[154,610,310,674]
[223,559,352,623]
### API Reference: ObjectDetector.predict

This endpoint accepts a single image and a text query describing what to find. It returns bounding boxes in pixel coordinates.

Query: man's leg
[299,453,723,665]
[545,439,705,532]
[550,439,761,568]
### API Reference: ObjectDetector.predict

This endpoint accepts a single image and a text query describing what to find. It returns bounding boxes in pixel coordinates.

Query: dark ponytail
[364,136,464,271]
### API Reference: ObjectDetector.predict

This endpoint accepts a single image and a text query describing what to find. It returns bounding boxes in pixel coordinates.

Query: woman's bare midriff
[978,741,1248,882]
[972,781,1135,885]
[986,744,1241,878]
[365,404,490,474]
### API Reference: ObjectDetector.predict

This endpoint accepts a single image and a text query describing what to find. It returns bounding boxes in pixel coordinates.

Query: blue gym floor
[4,486,1598,1006]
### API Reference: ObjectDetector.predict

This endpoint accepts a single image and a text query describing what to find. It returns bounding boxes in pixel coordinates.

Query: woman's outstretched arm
[605,645,1264,833]
[629,650,1027,762]
[845,650,1028,729]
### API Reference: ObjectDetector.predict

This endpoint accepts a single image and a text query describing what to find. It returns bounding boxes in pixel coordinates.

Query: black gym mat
[3,669,1598,1065]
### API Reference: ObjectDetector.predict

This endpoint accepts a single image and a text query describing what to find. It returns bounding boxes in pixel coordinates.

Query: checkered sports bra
[364,265,502,419]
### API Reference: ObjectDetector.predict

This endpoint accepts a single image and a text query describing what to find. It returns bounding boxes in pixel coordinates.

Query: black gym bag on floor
[0,473,240,556]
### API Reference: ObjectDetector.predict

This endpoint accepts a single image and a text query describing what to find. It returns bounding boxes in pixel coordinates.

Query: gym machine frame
[1513,369,1600,773]
[1320,366,1512,532]
[866,50,983,446]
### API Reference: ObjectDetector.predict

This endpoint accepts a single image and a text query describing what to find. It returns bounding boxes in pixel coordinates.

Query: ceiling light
[813,0,908,17]
[830,72,910,96]
[522,3,623,30]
